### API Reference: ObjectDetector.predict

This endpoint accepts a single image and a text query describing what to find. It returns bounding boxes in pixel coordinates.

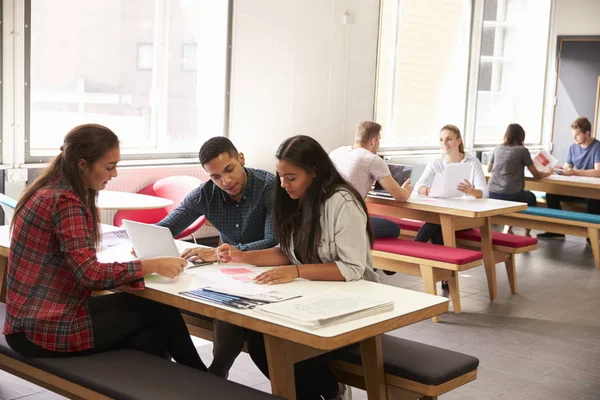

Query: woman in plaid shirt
[3,124,206,371]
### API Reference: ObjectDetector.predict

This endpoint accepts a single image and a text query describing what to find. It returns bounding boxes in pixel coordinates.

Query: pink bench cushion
[455,229,538,248]
[373,238,483,265]
[371,215,424,231]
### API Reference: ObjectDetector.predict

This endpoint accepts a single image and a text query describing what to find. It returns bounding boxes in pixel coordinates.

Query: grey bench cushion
[333,334,478,386]
[0,304,277,400]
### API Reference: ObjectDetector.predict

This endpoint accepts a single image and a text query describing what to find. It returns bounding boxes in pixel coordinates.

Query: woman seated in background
[414,124,488,246]
[487,123,551,235]
[3,124,206,372]
[217,135,376,400]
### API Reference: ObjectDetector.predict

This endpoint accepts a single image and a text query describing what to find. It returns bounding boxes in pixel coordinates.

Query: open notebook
[253,288,394,329]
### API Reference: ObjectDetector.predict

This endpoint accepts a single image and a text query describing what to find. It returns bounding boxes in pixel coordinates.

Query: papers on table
[203,282,301,303]
[101,229,130,247]
[532,150,558,172]
[180,279,300,309]
[429,163,474,198]
[253,288,394,329]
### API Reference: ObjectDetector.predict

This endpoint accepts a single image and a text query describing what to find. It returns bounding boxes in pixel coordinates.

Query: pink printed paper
[220,268,254,275]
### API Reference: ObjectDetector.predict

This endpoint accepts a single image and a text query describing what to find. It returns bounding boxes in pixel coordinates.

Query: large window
[375,0,472,149]
[471,0,551,145]
[26,0,231,161]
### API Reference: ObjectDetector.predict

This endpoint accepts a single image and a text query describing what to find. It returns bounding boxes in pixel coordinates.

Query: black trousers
[5,293,206,371]
[246,331,339,400]
[545,194,600,215]
[415,222,444,245]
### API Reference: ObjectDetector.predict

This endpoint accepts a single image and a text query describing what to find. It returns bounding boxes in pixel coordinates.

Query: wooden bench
[181,314,479,400]
[0,305,277,400]
[372,238,483,319]
[372,215,539,294]
[331,334,479,400]
[492,207,600,268]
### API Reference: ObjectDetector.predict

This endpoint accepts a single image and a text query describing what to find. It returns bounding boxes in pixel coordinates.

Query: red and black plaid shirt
[2,177,144,352]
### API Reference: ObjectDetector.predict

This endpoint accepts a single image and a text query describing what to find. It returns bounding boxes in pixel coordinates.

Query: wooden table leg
[440,214,456,247]
[264,334,296,400]
[479,218,497,300]
[588,227,600,268]
[359,335,387,400]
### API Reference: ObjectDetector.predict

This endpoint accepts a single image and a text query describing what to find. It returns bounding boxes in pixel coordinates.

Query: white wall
[541,0,600,150]
[228,0,380,172]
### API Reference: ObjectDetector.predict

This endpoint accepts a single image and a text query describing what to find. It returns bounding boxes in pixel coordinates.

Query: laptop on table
[368,163,412,198]
[122,220,215,268]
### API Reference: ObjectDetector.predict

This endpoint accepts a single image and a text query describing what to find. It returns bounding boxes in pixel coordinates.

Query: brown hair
[274,135,373,264]
[440,124,464,154]
[570,117,592,135]
[355,121,382,144]
[503,123,526,145]
[12,124,120,248]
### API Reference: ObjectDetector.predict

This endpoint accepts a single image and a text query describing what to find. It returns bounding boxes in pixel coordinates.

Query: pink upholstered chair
[113,175,206,240]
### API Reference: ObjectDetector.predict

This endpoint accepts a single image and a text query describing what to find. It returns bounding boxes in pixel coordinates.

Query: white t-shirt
[329,146,391,198]
[415,153,489,198]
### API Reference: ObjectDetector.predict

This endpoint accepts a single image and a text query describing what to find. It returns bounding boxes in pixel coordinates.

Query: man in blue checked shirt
[157,136,276,378]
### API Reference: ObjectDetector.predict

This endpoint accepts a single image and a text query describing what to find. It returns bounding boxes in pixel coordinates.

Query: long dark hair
[12,124,120,248]
[274,135,374,264]
[503,123,526,146]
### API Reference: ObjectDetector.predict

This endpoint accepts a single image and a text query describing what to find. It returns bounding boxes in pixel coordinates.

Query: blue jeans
[489,190,537,207]
[370,216,401,238]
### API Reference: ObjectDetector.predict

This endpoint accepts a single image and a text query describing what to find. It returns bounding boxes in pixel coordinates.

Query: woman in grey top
[488,124,550,206]
[217,135,375,400]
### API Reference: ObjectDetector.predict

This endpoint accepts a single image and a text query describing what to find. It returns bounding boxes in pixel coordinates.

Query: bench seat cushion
[520,206,600,225]
[455,229,538,248]
[373,238,483,264]
[372,215,538,248]
[334,335,479,386]
[0,304,276,400]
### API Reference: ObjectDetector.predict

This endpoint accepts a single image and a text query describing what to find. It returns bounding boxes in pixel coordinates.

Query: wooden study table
[366,195,527,301]
[0,227,449,400]
[485,170,600,200]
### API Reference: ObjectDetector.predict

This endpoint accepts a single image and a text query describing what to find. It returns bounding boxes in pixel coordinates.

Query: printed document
[532,150,558,172]
[428,163,474,198]
[253,288,394,329]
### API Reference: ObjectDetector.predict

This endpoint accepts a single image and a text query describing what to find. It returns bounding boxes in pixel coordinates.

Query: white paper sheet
[428,163,474,198]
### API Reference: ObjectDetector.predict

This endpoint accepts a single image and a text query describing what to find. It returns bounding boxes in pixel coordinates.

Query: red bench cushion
[455,229,538,248]
[373,238,483,265]
[371,215,538,248]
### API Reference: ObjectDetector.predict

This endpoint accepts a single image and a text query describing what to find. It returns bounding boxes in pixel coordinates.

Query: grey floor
[1,229,599,400]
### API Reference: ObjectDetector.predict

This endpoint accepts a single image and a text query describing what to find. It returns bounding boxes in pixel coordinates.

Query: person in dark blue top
[157,137,277,377]
[538,117,600,239]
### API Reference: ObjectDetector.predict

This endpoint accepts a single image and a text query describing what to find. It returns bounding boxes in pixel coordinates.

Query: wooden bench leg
[447,271,461,314]
[505,254,518,294]
[588,228,600,269]
[420,265,440,323]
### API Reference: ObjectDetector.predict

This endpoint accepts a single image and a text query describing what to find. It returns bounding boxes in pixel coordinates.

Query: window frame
[374,0,475,152]
[466,0,553,150]
[22,0,234,164]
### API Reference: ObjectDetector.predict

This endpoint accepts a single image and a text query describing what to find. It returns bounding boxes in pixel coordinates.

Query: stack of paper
[203,282,301,303]
[253,288,394,329]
